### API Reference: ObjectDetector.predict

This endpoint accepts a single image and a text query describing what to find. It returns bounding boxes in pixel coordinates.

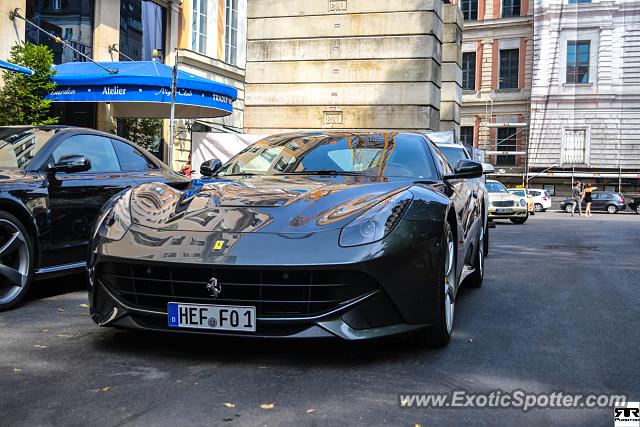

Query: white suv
[527,189,552,212]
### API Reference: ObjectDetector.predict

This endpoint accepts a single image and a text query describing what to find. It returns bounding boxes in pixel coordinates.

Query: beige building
[457,0,533,182]
[244,0,462,135]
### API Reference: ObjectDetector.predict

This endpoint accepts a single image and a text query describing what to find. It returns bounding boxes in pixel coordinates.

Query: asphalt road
[1,212,639,426]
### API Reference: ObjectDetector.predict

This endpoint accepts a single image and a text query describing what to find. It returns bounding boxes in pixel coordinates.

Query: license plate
[496,208,513,213]
[168,302,256,332]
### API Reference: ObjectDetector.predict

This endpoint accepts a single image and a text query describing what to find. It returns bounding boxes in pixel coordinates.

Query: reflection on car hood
[130,175,419,233]
[0,169,42,187]
[488,192,520,202]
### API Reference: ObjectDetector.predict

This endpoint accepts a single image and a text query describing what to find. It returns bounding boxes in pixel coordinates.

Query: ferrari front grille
[97,262,378,318]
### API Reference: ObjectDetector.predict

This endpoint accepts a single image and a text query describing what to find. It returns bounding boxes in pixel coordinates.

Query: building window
[225,0,239,65]
[499,48,520,89]
[460,126,474,147]
[496,128,517,165]
[462,52,476,90]
[568,0,591,3]
[192,0,207,54]
[460,0,478,20]
[543,184,555,196]
[25,0,94,64]
[120,0,166,61]
[502,0,521,17]
[566,41,590,84]
[562,129,587,164]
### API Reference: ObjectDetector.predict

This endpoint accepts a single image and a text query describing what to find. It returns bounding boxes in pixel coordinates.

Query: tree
[117,118,163,152]
[0,42,58,125]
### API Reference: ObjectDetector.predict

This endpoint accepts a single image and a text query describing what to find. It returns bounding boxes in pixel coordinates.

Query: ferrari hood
[129,175,419,233]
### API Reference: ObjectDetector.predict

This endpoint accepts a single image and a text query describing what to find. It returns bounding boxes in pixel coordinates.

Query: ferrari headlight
[520,198,527,207]
[97,190,132,241]
[339,190,413,247]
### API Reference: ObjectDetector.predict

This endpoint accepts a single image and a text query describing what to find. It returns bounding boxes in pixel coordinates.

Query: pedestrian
[180,153,192,177]
[583,183,597,217]
[571,181,583,217]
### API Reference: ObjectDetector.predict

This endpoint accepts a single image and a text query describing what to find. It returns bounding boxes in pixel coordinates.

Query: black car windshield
[438,146,468,168]
[486,181,509,193]
[216,133,439,180]
[0,128,57,169]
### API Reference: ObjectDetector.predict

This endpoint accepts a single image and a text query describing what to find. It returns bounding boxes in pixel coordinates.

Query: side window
[52,135,120,173]
[111,139,157,171]
[433,149,453,176]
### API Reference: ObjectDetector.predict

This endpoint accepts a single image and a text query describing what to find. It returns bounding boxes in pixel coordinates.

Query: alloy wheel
[444,230,455,334]
[477,226,484,278]
[535,203,543,212]
[0,219,30,305]
[607,205,617,214]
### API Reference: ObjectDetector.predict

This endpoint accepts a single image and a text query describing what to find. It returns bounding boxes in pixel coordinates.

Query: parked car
[508,188,535,215]
[89,131,488,347]
[0,126,189,311]
[527,188,552,212]
[486,180,528,224]
[560,191,626,214]
[628,196,640,214]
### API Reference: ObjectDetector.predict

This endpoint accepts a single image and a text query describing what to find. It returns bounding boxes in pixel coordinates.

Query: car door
[110,138,183,185]
[591,192,604,210]
[44,134,136,266]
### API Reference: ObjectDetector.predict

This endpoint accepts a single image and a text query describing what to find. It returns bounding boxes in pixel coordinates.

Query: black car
[628,196,640,214]
[560,191,627,214]
[89,132,487,347]
[0,126,189,310]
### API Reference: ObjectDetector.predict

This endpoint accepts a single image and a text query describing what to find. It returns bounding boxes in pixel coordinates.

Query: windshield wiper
[275,170,364,176]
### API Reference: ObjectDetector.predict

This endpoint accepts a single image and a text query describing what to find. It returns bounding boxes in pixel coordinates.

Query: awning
[0,60,34,76]
[46,61,237,119]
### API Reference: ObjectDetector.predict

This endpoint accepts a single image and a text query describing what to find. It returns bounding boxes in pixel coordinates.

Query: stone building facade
[244,0,462,135]
[457,0,533,184]
[528,0,640,196]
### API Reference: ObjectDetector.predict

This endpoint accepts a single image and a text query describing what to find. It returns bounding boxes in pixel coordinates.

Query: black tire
[534,203,543,212]
[510,213,528,224]
[0,212,34,312]
[606,205,618,214]
[636,205,640,215]
[412,221,456,348]
[564,204,573,214]
[483,220,489,256]
[466,224,484,288]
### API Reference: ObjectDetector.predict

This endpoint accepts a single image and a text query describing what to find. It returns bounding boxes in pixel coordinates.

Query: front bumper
[88,219,443,340]
[488,205,528,219]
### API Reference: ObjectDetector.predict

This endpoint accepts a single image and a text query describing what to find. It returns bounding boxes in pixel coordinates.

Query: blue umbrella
[0,60,34,76]
[46,61,237,119]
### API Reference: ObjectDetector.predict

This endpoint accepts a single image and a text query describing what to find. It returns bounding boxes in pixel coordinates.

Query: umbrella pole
[168,49,178,170]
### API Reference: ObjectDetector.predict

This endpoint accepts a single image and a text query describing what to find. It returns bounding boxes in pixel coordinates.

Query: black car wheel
[510,213,528,224]
[636,205,640,215]
[413,221,456,347]
[564,204,573,214]
[466,224,484,288]
[534,203,543,212]
[483,219,489,256]
[606,205,618,214]
[0,212,34,311]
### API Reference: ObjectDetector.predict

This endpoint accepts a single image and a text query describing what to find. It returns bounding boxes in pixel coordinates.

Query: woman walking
[583,183,597,217]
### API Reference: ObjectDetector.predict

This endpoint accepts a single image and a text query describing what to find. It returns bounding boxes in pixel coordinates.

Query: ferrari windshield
[216,133,438,180]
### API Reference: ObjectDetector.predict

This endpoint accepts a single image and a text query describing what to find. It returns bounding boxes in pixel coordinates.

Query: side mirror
[445,159,483,180]
[47,154,91,173]
[200,159,223,177]
[481,162,495,175]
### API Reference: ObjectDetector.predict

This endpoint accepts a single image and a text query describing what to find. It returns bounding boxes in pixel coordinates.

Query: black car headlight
[339,190,413,247]
[97,190,132,241]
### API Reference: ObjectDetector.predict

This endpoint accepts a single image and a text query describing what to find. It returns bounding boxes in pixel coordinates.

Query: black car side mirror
[445,159,483,180]
[200,159,223,177]
[47,154,91,173]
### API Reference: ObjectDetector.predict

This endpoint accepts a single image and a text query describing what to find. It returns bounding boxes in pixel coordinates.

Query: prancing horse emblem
[206,277,222,299]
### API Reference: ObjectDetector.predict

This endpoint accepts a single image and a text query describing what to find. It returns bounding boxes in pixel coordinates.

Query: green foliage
[0,42,58,126]
[118,118,162,151]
